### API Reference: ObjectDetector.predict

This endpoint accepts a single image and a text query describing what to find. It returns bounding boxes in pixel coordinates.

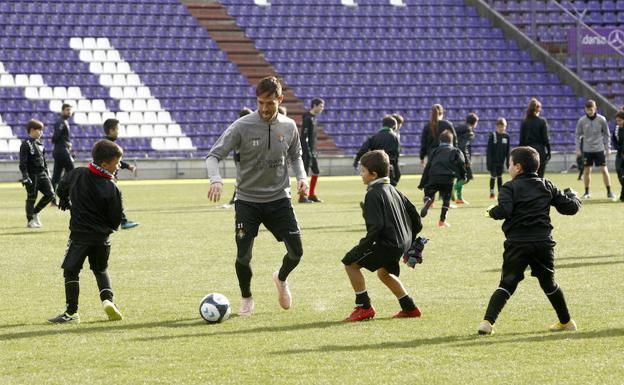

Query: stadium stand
[0,0,591,159]
[485,0,624,107]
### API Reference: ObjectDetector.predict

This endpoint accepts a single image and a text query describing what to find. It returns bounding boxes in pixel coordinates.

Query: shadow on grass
[0,230,66,236]
[482,257,624,273]
[131,319,359,342]
[0,317,199,341]
[557,254,624,261]
[271,327,624,355]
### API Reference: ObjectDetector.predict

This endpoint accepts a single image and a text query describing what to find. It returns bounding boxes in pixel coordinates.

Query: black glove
[563,188,578,199]
[20,176,32,186]
[58,198,71,211]
[403,236,428,268]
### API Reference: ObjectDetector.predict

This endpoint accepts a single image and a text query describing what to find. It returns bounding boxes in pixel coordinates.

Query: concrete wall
[0,153,584,183]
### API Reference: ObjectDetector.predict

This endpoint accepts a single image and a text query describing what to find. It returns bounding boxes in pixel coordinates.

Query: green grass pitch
[0,173,623,384]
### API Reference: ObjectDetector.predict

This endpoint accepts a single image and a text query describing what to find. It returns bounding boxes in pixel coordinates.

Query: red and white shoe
[272,271,292,310]
[344,305,376,322]
[393,307,422,318]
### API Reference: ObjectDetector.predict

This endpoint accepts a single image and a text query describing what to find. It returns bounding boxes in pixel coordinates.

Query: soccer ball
[199,293,231,323]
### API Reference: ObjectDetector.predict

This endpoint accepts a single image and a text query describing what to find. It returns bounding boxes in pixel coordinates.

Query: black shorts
[61,239,111,271]
[424,183,453,199]
[501,240,556,283]
[584,151,606,167]
[344,244,402,277]
[489,165,504,177]
[234,198,300,242]
[303,152,320,175]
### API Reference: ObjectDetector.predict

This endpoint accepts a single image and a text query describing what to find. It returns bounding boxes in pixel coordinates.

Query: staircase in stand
[184,0,342,155]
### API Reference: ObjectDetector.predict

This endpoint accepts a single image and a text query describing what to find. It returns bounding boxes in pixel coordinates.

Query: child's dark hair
[585,99,596,108]
[256,76,282,97]
[103,118,119,135]
[239,107,253,117]
[466,112,478,126]
[510,146,540,174]
[92,139,123,166]
[62,103,73,111]
[382,115,397,129]
[615,110,624,121]
[439,130,453,143]
[360,150,389,178]
[25,119,44,132]
[311,98,324,108]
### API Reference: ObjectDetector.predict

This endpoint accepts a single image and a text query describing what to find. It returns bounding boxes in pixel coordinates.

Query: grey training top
[576,114,610,153]
[206,111,307,203]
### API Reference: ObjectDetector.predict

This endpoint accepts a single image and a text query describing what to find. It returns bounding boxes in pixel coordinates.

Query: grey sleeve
[603,119,611,151]
[575,118,583,152]
[288,123,307,180]
[205,123,240,184]
[205,156,222,184]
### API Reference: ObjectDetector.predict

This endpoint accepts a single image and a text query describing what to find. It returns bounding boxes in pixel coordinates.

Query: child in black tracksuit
[343,150,423,321]
[486,118,510,199]
[612,111,624,201]
[19,119,55,228]
[48,140,125,324]
[478,146,581,335]
[418,131,466,228]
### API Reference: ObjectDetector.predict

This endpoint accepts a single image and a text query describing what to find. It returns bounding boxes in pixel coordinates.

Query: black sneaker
[298,197,313,203]
[420,197,432,218]
[48,312,80,324]
[308,195,323,203]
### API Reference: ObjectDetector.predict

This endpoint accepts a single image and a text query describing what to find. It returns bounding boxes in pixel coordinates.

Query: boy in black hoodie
[612,111,624,201]
[418,131,466,228]
[343,150,423,321]
[478,146,581,335]
[48,140,125,324]
[486,118,510,199]
[19,119,55,228]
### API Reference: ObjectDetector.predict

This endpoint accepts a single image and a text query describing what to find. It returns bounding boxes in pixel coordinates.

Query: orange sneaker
[344,306,376,322]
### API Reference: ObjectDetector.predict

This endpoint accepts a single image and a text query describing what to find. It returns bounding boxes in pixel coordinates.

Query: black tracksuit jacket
[419,120,458,161]
[344,180,422,263]
[52,117,72,154]
[104,135,131,170]
[486,131,510,171]
[488,173,581,241]
[19,138,49,178]
[455,124,474,164]
[354,127,400,182]
[57,166,123,242]
[520,116,551,158]
[418,144,466,189]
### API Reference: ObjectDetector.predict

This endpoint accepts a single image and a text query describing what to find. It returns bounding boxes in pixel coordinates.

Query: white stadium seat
[151,137,165,150]
[67,87,82,99]
[96,38,111,49]
[133,99,147,111]
[100,74,113,87]
[103,62,117,74]
[83,38,97,50]
[126,125,140,137]
[122,87,137,99]
[107,50,121,62]
[72,113,87,125]
[69,37,83,50]
[119,99,133,111]
[115,112,130,124]
[168,124,182,136]
[93,50,107,62]
[109,87,123,99]
[137,87,151,98]
[92,99,107,112]
[15,74,29,87]
[25,87,38,99]
[0,139,9,152]
[0,125,14,138]
[77,99,92,112]
[49,100,62,112]
[140,125,154,137]
[117,62,131,73]
[0,74,14,87]
[101,112,116,122]
[129,111,143,124]
[178,137,194,150]
[144,112,158,124]
[79,50,93,62]
[29,74,44,86]
[8,139,21,152]
[53,87,67,99]
[146,99,161,111]
[90,62,103,74]
[113,74,126,86]
[88,112,102,125]
[154,125,168,136]
[127,74,141,86]
[164,137,179,150]
[157,111,172,124]
[38,87,53,99]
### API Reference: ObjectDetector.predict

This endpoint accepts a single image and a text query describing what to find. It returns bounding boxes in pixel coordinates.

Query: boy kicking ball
[342,150,424,321]
[478,146,581,335]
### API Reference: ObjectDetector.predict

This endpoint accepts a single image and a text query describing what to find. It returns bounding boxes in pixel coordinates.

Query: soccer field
[1,174,622,385]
